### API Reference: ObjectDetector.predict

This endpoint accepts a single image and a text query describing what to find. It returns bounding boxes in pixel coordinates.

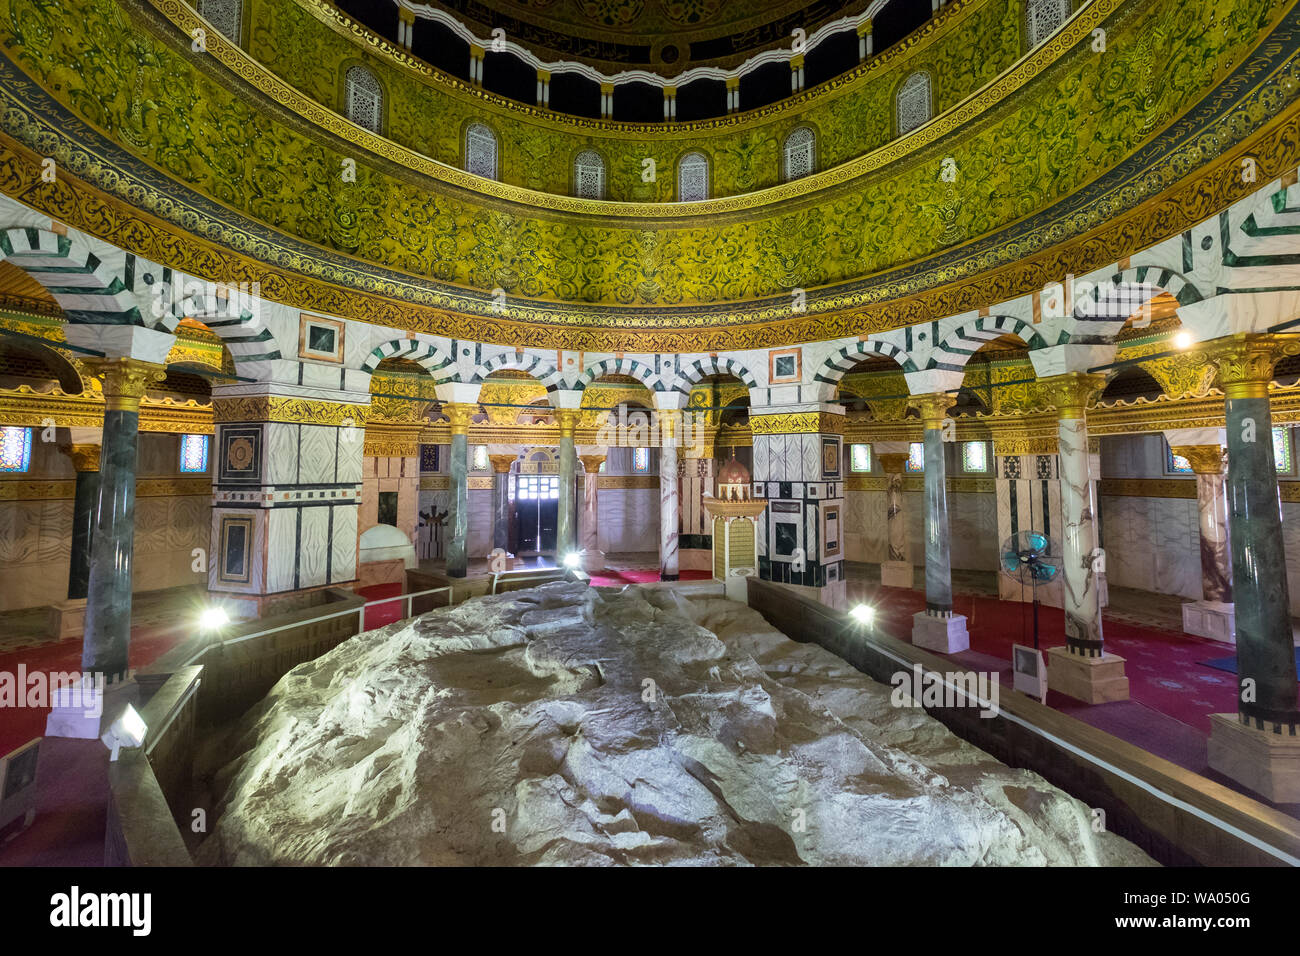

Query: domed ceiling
[426,0,872,74]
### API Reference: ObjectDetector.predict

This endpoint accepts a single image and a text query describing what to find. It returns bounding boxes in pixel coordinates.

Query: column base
[46,598,88,641]
[880,560,914,589]
[1045,646,1129,704]
[1208,713,1300,803]
[579,549,605,573]
[769,578,847,611]
[911,611,970,654]
[1182,600,1236,643]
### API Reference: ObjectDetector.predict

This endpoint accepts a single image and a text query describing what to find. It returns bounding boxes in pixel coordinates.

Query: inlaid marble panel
[297,505,331,588]
[332,506,358,584]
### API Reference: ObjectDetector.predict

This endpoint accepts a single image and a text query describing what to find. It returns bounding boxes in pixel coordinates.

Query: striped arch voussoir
[472,351,562,390]
[0,227,143,326]
[577,357,662,392]
[813,340,917,385]
[672,356,758,394]
[363,339,457,380]
[926,316,1046,371]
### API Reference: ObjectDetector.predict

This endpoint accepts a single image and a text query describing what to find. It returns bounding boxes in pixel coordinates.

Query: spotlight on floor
[1173,329,1194,350]
[101,703,147,762]
[199,606,230,633]
[850,604,875,626]
[563,552,582,569]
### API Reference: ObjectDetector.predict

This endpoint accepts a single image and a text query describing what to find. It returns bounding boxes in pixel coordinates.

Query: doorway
[513,470,559,557]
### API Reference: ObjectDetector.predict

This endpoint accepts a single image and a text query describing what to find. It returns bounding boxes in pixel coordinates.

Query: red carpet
[357,583,405,629]
[866,585,1242,735]
[589,568,713,587]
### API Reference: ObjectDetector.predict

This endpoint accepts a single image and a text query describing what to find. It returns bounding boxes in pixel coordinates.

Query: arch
[896,71,932,136]
[0,228,143,326]
[928,316,1049,371]
[677,151,710,202]
[814,340,918,386]
[782,126,817,183]
[154,288,283,374]
[671,355,758,394]
[344,65,384,134]
[1025,0,1071,49]
[197,0,243,44]
[1070,266,1207,336]
[576,357,661,392]
[465,123,499,180]
[471,351,562,391]
[361,339,456,379]
[573,149,606,200]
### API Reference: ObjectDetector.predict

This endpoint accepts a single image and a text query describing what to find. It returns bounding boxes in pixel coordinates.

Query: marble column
[1172,444,1236,642]
[578,454,606,571]
[556,410,578,558]
[63,442,101,601]
[659,417,680,581]
[488,454,516,566]
[878,452,911,588]
[1040,373,1129,703]
[909,394,969,652]
[81,358,165,681]
[1207,336,1300,802]
[444,404,472,578]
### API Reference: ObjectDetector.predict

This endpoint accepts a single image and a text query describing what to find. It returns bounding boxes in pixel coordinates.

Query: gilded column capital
[444,403,475,435]
[909,393,953,430]
[1204,334,1300,400]
[557,409,581,436]
[1171,444,1227,474]
[878,453,909,475]
[578,454,605,474]
[82,358,166,414]
[1039,372,1108,420]
[488,453,516,474]
[59,442,101,472]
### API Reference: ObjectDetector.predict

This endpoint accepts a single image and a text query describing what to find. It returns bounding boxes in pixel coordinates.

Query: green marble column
[1218,339,1299,729]
[557,410,578,557]
[445,404,471,578]
[81,360,162,681]
[61,443,101,601]
[915,395,954,615]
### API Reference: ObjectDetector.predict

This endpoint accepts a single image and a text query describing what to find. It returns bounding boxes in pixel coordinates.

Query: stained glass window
[906,441,925,473]
[466,123,498,180]
[0,426,32,473]
[632,447,651,474]
[1166,443,1192,474]
[678,152,709,202]
[1274,426,1292,473]
[961,441,988,473]
[850,443,871,473]
[179,434,209,473]
[344,66,383,134]
[896,72,932,135]
[575,149,605,199]
[782,127,816,182]
[472,445,489,471]
[517,475,559,500]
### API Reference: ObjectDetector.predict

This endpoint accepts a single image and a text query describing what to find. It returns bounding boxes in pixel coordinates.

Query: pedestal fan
[999,530,1062,649]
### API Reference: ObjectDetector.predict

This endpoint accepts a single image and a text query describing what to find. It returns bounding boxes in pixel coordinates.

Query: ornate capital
[557,409,581,436]
[82,358,166,414]
[909,393,953,430]
[1039,372,1108,420]
[443,403,475,435]
[578,454,606,474]
[1206,334,1300,400]
[59,442,101,472]
[488,453,517,474]
[877,452,909,475]
[1171,444,1226,475]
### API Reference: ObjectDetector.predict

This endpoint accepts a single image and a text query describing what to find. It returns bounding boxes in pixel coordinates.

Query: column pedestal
[1208,713,1300,803]
[911,611,969,653]
[1182,600,1237,644]
[1046,645,1130,704]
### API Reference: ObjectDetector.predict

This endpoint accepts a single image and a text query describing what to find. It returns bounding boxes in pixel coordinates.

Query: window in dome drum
[850,443,871,473]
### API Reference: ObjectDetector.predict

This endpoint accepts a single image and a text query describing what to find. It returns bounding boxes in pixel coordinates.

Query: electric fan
[999,530,1062,648]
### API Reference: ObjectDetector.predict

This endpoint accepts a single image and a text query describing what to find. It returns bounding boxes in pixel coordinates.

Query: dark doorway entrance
[514,472,560,556]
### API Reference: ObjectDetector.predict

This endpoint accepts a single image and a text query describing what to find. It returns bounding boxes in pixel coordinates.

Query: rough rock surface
[200,583,1154,866]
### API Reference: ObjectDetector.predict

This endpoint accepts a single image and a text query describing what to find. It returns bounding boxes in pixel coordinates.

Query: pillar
[789,55,804,94]
[909,394,969,652]
[47,440,100,639]
[81,358,165,680]
[444,404,471,577]
[726,76,740,113]
[664,86,677,121]
[557,410,578,558]
[600,83,614,120]
[659,418,680,581]
[1173,444,1236,642]
[537,69,551,108]
[397,6,415,49]
[578,454,605,571]
[857,19,873,60]
[1207,336,1300,802]
[488,453,515,564]
[469,44,484,85]
[1039,373,1129,703]
[878,452,912,588]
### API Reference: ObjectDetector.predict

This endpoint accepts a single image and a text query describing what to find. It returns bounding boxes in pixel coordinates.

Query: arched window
[1026,0,1071,47]
[782,127,816,182]
[574,150,605,199]
[465,123,498,180]
[896,72,932,136]
[344,66,383,134]
[677,152,709,202]
[198,0,242,43]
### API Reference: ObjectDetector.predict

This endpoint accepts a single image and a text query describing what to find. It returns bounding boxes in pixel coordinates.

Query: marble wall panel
[598,489,659,553]
[297,505,331,589]
[265,423,300,485]
[265,508,299,594]
[332,505,359,584]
